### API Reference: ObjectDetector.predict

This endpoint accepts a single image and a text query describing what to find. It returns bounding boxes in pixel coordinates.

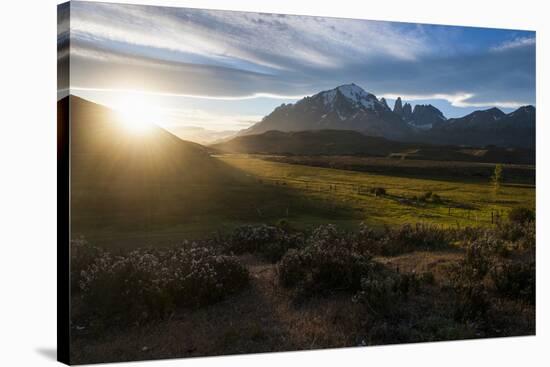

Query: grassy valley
[67,97,536,364]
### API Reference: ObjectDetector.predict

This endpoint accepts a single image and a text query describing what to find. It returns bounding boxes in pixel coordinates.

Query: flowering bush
[449,220,536,322]
[376,224,450,256]
[223,224,304,262]
[352,272,414,316]
[77,244,249,326]
[508,207,535,224]
[496,221,535,250]
[71,238,104,293]
[279,225,375,294]
[491,261,535,305]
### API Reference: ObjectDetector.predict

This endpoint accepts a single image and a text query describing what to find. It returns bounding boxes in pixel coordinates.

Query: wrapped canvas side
[57,2,70,365]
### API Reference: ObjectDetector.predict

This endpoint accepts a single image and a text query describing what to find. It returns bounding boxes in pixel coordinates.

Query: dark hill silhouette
[213,129,534,165]
[67,95,220,185]
[212,129,409,156]
[62,96,240,242]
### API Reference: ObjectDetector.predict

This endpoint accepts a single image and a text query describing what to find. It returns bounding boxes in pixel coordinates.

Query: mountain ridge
[241,84,535,148]
[213,129,534,165]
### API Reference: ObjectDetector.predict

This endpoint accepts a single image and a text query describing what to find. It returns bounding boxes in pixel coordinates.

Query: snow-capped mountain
[239,83,535,148]
[318,83,389,112]
[240,84,411,140]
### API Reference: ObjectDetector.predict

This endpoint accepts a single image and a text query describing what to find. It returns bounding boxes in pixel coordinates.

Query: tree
[492,164,503,191]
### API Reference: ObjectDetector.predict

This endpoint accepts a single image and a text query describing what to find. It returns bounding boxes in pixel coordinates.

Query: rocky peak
[393,97,403,115]
[380,97,389,110]
[402,102,413,121]
[409,104,446,128]
[313,83,388,112]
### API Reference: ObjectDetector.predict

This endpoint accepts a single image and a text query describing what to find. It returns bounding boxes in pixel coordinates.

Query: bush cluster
[222,224,304,262]
[74,242,249,326]
[415,191,443,203]
[352,272,415,316]
[508,207,535,225]
[278,225,375,295]
[71,238,104,293]
[491,261,535,305]
[369,187,387,196]
[375,224,450,256]
[450,221,536,321]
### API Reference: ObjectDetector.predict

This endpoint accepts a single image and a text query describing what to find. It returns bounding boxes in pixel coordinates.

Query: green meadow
[72,151,535,248]
[219,154,535,229]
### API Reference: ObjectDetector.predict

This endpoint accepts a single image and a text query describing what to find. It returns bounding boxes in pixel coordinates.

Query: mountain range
[240,84,535,149]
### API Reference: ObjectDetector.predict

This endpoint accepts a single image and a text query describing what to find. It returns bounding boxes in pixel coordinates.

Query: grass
[69,148,536,364]
[71,159,352,248]
[219,154,535,229]
[72,153,535,248]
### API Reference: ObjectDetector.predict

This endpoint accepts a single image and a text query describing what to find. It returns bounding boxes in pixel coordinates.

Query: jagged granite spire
[393,97,403,116]
[379,97,390,110]
[403,102,413,121]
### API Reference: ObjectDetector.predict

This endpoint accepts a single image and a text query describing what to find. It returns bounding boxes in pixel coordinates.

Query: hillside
[65,96,238,238]
[427,106,536,148]
[68,95,221,185]
[62,96,351,247]
[213,129,534,165]
[212,129,409,156]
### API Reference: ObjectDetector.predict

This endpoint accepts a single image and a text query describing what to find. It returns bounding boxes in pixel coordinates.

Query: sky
[58,1,536,139]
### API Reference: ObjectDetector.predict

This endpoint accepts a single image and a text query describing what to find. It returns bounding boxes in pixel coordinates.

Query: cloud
[491,36,536,52]
[69,2,432,73]
[69,86,307,101]
[380,92,527,109]
[65,1,536,118]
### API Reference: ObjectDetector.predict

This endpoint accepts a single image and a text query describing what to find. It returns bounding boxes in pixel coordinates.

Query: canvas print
[57,1,536,364]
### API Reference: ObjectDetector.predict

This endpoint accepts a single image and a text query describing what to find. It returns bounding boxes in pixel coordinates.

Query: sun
[113,95,160,134]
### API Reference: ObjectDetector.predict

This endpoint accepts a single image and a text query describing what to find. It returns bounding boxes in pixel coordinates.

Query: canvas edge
[57,1,71,365]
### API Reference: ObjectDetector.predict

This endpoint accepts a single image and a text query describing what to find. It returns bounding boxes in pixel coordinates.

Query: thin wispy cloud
[70,86,307,101]
[491,36,536,52]
[381,92,528,109]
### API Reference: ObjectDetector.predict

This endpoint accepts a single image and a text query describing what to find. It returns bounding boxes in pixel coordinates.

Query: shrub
[370,187,386,196]
[508,207,535,224]
[491,261,535,305]
[353,272,413,316]
[279,225,375,295]
[378,224,449,256]
[461,239,496,280]
[453,284,491,322]
[418,191,442,203]
[355,223,385,254]
[420,191,433,201]
[419,271,436,285]
[78,245,249,326]
[223,224,303,262]
[497,221,535,250]
[71,239,104,293]
[450,225,536,323]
